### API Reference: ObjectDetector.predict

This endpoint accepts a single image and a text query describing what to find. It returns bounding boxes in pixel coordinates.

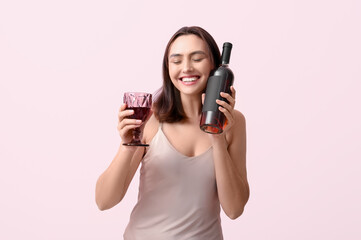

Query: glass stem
[133,127,141,142]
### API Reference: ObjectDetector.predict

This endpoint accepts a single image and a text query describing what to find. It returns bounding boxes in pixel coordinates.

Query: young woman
[96,26,250,240]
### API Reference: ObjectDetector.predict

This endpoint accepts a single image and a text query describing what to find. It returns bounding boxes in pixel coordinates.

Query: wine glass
[122,92,152,147]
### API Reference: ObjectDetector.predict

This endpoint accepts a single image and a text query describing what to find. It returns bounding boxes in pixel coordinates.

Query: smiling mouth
[180,76,200,82]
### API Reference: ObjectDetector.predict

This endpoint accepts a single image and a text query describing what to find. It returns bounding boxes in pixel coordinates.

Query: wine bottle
[200,42,234,134]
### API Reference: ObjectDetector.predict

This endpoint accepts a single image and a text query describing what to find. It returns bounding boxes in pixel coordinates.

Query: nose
[182,59,193,72]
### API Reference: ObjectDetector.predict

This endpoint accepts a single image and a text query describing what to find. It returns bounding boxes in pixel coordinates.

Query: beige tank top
[123,124,223,240]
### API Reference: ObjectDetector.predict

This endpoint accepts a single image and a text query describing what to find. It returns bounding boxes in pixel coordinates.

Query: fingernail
[136,120,142,123]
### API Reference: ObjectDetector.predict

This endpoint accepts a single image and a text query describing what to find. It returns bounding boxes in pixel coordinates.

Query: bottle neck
[221,42,232,65]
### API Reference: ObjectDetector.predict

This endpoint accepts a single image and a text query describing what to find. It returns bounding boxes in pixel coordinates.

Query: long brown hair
[153,26,221,123]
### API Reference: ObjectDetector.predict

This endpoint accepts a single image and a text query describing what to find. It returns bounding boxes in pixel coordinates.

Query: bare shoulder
[234,110,246,125]
[226,109,246,144]
[143,113,160,144]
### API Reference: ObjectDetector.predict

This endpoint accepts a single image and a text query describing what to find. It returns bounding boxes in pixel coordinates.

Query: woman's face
[168,34,213,97]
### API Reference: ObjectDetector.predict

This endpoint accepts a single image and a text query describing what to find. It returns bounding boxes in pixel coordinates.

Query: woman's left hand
[215,85,236,134]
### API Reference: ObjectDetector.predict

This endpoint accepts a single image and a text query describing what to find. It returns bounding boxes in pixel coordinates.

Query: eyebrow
[169,51,207,58]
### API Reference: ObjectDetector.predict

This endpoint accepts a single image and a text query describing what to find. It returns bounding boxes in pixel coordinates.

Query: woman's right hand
[117,104,142,144]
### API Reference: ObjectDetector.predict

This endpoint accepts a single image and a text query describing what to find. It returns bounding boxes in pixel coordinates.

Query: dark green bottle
[200,42,234,134]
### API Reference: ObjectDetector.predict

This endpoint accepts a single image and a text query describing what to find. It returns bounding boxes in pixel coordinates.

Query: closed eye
[192,58,204,62]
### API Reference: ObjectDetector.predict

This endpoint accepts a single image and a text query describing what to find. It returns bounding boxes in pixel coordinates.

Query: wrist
[118,143,139,154]
[210,133,228,147]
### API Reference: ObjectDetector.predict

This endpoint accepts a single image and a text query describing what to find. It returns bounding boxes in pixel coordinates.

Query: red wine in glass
[126,107,151,122]
[122,92,152,147]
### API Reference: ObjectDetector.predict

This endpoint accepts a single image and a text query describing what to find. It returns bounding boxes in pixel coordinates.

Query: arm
[211,87,250,219]
[95,104,145,211]
[212,110,249,219]
[95,145,144,211]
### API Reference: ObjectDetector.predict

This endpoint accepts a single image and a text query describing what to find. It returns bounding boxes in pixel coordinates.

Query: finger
[118,109,135,121]
[119,124,141,135]
[202,93,205,105]
[218,106,234,125]
[119,104,127,113]
[119,118,142,128]
[216,99,233,112]
[118,118,142,131]
[220,92,236,108]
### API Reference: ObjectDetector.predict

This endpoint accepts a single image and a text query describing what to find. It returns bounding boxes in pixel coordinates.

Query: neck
[180,93,202,124]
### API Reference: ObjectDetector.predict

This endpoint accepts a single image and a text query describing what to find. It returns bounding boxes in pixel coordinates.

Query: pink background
[1,0,360,239]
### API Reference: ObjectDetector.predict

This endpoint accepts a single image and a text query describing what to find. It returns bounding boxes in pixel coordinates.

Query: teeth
[182,77,198,82]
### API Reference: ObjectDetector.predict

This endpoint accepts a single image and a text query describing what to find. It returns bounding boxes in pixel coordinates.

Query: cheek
[201,60,213,74]
[168,68,179,85]
[202,67,212,79]
[168,66,178,78]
